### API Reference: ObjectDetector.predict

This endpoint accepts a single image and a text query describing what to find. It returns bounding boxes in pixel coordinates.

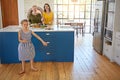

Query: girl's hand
[42,41,48,46]
[22,40,28,43]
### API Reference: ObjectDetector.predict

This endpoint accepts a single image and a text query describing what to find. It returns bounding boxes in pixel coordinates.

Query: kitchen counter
[0,25,74,64]
[0,25,74,32]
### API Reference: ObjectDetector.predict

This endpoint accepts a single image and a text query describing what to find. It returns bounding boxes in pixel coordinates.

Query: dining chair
[77,23,84,37]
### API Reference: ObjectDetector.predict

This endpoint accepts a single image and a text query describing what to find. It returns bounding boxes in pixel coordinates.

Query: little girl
[18,19,47,74]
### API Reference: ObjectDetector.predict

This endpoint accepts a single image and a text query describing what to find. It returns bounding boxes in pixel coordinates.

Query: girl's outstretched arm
[32,31,47,46]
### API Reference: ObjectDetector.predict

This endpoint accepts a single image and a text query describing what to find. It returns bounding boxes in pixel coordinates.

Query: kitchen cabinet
[33,32,57,61]
[0,31,74,64]
[33,32,74,62]
[0,32,2,63]
[114,32,120,65]
[103,0,120,65]
[1,32,19,63]
[113,0,120,65]
[103,40,113,61]
[1,0,19,27]
[103,0,115,61]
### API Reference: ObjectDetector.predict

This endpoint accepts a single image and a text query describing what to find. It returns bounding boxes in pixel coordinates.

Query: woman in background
[43,3,54,25]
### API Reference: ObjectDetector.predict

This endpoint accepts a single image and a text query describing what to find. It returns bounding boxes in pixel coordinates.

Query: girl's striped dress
[18,30,35,61]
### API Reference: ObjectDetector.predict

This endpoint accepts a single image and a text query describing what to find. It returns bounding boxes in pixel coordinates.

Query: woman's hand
[42,41,48,46]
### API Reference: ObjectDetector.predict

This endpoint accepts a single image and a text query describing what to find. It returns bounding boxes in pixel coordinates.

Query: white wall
[18,0,25,24]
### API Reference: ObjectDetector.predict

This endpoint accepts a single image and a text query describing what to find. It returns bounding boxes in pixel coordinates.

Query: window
[54,0,96,33]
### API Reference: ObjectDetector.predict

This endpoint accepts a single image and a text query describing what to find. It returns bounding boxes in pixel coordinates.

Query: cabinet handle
[116,56,119,58]
[47,42,50,44]
[46,33,50,35]
[46,52,51,55]
[117,44,120,46]
[106,49,108,51]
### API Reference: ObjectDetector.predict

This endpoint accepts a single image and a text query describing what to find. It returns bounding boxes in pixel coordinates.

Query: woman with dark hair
[43,3,54,25]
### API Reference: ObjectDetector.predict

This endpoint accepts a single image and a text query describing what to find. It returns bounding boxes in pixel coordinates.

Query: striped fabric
[18,30,35,61]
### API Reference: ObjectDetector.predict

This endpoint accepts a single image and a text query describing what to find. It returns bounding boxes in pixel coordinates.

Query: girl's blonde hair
[21,19,28,24]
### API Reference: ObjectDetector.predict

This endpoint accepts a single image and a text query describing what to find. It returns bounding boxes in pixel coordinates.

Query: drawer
[103,42,113,60]
[35,51,55,61]
[115,55,120,65]
[115,39,120,46]
[116,32,120,40]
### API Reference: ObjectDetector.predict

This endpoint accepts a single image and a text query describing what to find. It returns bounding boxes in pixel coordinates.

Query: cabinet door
[1,32,19,63]
[0,32,2,62]
[33,32,56,61]
[103,40,113,61]
[1,0,18,27]
[115,39,120,65]
[32,31,74,62]
[55,32,74,61]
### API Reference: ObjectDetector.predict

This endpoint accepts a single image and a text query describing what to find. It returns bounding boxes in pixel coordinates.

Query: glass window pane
[75,5,79,18]
[54,0,57,4]
[85,19,90,25]
[63,0,68,4]
[69,5,74,11]
[86,5,91,11]
[86,0,91,4]
[69,12,74,19]
[62,12,68,18]
[80,19,85,23]
[75,5,79,12]
[54,5,57,12]
[92,4,96,10]
[62,5,68,11]
[58,19,63,24]
[86,12,90,18]
[58,12,63,18]
[92,0,96,3]
[91,12,95,19]
[58,0,62,4]
[58,5,63,11]
[75,12,79,18]
[80,5,85,11]
[80,0,85,4]
[69,0,74,4]
[74,19,80,22]
[69,0,79,4]
[80,12,84,18]
[54,12,57,18]
[62,19,68,23]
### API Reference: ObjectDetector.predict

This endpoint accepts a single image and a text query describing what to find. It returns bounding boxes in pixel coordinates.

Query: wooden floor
[0,34,120,80]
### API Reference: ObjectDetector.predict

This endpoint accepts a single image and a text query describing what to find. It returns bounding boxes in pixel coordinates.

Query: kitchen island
[0,25,74,64]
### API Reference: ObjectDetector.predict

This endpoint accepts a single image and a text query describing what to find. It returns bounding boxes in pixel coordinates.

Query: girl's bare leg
[19,61,25,74]
[30,59,38,71]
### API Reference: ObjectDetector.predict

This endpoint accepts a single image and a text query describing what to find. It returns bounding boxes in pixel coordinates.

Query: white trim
[17,0,25,25]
